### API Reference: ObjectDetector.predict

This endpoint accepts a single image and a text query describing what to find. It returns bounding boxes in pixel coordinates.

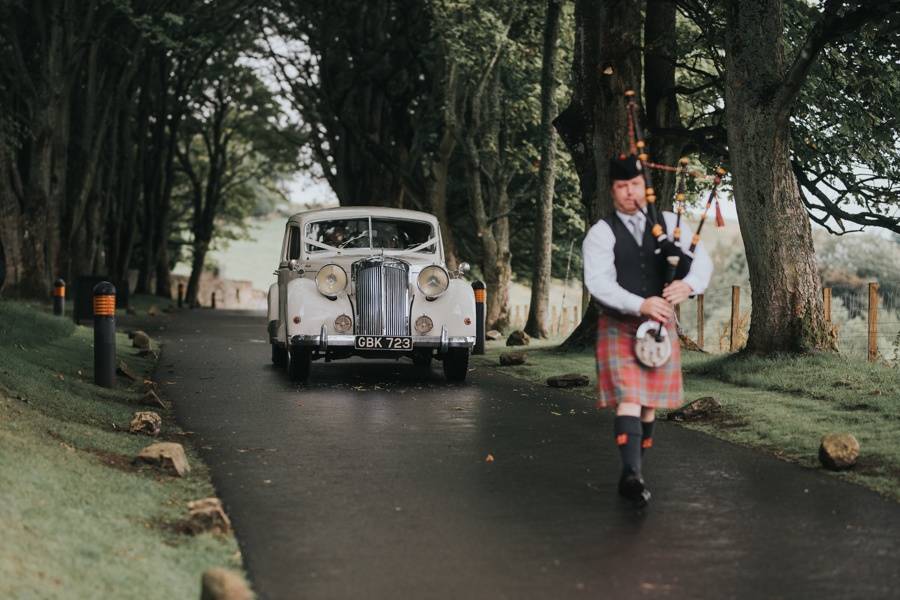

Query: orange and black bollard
[93,281,116,388]
[177,282,184,308]
[52,278,65,316]
[472,280,486,355]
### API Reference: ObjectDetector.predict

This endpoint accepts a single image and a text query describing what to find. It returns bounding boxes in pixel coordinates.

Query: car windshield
[305,218,436,253]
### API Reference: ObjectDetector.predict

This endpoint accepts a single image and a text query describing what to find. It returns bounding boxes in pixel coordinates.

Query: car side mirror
[288,259,303,273]
[457,262,471,275]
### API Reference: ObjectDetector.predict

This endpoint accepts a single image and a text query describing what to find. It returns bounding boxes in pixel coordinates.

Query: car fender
[410,279,476,337]
[286,278,354,338]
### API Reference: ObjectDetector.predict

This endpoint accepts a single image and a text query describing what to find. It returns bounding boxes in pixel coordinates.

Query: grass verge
[472,340,900,501]
[0,299,244,598]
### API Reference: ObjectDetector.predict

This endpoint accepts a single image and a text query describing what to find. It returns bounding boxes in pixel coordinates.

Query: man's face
[610,175,646,214]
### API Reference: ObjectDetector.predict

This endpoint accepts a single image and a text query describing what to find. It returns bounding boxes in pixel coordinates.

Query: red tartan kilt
[595,313,682,409]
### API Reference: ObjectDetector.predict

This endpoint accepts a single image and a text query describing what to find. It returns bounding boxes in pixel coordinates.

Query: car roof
[288,206,439,226]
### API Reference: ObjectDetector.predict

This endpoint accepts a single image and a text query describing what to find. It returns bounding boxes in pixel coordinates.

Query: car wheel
[289,347,312,382]
[442,348,469,382]
[412,349,432,368]
[272,343,288,368]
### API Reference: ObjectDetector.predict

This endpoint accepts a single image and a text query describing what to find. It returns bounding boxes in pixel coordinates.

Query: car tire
[289,347,312,382]
[412,349,433,368]
[442,348,469,382]
[272,344,288,368]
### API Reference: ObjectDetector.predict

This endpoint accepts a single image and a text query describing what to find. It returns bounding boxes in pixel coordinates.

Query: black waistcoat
[603,214,667,300]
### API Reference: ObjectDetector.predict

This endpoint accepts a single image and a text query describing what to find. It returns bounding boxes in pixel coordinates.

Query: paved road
[139,309,900,600]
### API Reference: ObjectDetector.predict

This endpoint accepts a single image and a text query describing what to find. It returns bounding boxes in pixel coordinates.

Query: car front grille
[352,257,410,335]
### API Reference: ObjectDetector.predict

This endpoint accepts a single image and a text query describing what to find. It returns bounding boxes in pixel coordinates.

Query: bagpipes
[622,90,726,367]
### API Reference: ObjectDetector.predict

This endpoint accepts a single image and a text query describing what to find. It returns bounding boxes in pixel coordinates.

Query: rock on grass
[667,396,722,421]
[185,497,232,535]
[819,433,860,471]
[129,411,161,436]
[506,330,531,346]
[546,373,590,388]
[132,330,151,350]
[200,568,253,600]
[134,442,190,476]
[499,352,527,366]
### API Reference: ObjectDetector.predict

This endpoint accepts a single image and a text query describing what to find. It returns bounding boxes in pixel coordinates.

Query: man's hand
[662,280,693,305]
[639,297,674,323]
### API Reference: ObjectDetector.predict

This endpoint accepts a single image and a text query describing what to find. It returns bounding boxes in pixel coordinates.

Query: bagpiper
[583,153,714,507]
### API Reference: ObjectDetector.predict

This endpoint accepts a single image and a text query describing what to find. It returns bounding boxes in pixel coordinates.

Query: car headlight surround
[417,266,450,299]
[315,264,347,298]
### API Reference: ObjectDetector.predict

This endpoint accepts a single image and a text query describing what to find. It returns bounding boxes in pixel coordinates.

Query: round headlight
[315,264,347,297]
[415,315,434,334]
[417,266,450,299]
[334,314,352,333]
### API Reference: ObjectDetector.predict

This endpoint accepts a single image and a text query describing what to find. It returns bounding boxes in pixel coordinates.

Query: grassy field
[0,300,245,598]
[472,339,900,501]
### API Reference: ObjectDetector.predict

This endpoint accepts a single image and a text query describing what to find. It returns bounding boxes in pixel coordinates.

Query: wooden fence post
[823,287,832,323]
[551,305,558,335]
[697,294,705,349]
[730,286,741,352]
[868,282,879,362]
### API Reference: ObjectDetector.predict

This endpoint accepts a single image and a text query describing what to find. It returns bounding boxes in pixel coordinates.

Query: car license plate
[354,336,413,351]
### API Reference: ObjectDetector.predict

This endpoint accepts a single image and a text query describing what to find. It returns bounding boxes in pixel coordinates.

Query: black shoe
[618,470,652,507]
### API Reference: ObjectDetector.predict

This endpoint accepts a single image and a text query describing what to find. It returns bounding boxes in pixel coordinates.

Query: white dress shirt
[583,210,713,316]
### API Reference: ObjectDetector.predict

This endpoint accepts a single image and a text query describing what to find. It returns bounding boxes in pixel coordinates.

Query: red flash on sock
[616,433,629,446]
[641,438,654,449]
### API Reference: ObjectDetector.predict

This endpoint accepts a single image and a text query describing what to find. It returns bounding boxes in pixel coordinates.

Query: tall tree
[722,0,898,353]
[524,0,563,339]
[554,0,643,349]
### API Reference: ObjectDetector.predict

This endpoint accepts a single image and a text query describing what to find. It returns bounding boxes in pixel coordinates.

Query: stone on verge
[185,497,232,535]
[142,379,160,394]
[132,330,151,350]
[141,390,166,409]
[506,330,531,346]
[546,373,590,388]
[499,351,527,366]
[117,360,140,382]
[134,442,190,476]
[200,568,253,600]
[667,396,722,421]
[485,330,502,341]
[147,304,159,317]
[129,411,161,436]
[818,433,860,471]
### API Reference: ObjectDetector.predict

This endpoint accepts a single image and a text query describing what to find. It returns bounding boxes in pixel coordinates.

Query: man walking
[583,154,713,507]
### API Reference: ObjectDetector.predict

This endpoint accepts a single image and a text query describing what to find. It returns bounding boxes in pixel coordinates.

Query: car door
[278,223,303,347]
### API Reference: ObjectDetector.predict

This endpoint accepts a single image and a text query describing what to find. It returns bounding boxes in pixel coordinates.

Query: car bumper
[291,325,474,354]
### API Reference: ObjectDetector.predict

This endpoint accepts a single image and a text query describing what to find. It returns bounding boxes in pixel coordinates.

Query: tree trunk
[185,237,209,307]
[644,0,681,212]
[0,148,26,296]
[724,0,834,353]
[525,0,563,339]
[555,0,643,350]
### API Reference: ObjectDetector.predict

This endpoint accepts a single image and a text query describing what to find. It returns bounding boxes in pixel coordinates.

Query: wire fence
[505,284,900,367]
[675,284,900,365]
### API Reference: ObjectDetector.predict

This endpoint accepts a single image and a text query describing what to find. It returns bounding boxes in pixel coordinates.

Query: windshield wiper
[338,231,369,249]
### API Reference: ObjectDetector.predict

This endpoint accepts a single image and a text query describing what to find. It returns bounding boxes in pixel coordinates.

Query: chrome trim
[352,257,410,336]
[320,324,328,352]
[291,334,474,349]
[440,325,448,354]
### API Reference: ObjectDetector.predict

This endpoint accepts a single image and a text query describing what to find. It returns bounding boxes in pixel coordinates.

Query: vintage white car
[267,206,477,382]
